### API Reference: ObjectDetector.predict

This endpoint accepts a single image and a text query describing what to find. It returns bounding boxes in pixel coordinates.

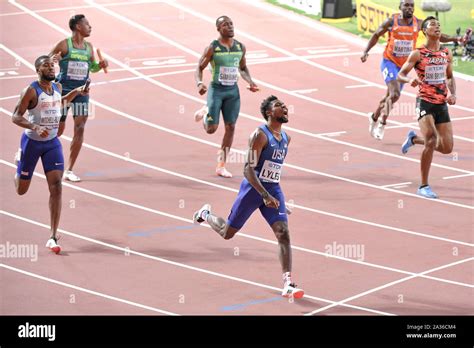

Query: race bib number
[67,61,88,80]
[393,40,413,57]
[39,96,61,129]
[218,66,238,86]
[259,160,282,183]
[425,65,446,85]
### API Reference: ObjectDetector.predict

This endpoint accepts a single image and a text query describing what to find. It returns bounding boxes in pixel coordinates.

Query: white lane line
[0,210,392,316]
[443,173,474,180]
[294,45,349,50]
[241,0,474,84]
[345,84,373,89]
[3,9,473,209]
[304,257,474,315]
[0,263,178,315]
[169,0,474,113]
[0,95,20,101]
[129,55,185,62]
[382,182,413,188]
[79,1,474,147]
[292,88,318,94]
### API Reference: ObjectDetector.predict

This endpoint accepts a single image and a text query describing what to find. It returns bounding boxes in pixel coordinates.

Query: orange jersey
[415,46,450,104]
[383,14,419,67]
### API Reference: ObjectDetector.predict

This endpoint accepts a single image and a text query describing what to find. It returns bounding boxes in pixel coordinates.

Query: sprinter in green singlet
[50,14,108,182]
[194,16,259,178]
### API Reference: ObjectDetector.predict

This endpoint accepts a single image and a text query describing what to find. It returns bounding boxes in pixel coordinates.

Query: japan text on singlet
[415,46,450,104]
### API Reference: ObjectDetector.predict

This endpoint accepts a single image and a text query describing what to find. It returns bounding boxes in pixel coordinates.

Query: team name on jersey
[428,57,448,64]
[70,52,89,61]
[271,149,286,161]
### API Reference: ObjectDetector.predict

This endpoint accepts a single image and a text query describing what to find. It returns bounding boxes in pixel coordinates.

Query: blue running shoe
[402,130,417,154]
[417,186,438,199]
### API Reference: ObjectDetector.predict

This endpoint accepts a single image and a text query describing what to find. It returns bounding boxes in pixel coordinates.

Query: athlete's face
[77,18,92,37]
[270,99,289,124]
[424,19,441,38]
[217,17,234,38]
[37,58,56,81]
[400,0,414,19]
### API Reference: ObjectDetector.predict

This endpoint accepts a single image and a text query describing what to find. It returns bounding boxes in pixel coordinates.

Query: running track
[0,0,473,316]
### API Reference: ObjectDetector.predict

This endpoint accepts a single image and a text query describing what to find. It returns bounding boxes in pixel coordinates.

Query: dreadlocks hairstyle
[69,14,85,31]
[260,95,278,120]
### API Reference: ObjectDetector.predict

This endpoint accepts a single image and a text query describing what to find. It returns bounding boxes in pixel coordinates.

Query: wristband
[197,81,203,87]
[261,191,269,199]
[90,61,101,73]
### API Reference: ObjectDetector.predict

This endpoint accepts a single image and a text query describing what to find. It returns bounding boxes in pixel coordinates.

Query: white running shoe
[282,282,304,299]
[194,105,208,122]
[368,113,377,138]
[63,170,81,182]
[216,166,232,178]
[193,203,211,224]
[46,238,61,254]
[374,122,386,140]
[14,149,21,167]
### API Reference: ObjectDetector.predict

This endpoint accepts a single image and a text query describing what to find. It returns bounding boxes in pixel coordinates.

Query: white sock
[283,272,292,285]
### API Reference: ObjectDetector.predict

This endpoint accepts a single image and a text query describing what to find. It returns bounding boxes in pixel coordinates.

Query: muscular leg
[67,116,87,171]
[45,169,62,239]
[417,115,437,186]
[205,213,239,240]
[271,221,292,273]
[373,89,389,120]
[218,122,235,164]
[378,80,401,124]
[14,176,31,195]
[434,122,453,154]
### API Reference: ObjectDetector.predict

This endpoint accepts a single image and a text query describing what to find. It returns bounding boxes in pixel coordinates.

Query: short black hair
[260,95,278,120]
[421,16,437,32]
[69,14,85,31]
[216,15,229,27]
[34,55,51,70]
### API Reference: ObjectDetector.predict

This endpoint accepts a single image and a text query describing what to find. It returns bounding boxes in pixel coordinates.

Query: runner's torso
[415,45,450,104]
[57,37,91,90]
[383,14,419,67]
[210,39,244,87]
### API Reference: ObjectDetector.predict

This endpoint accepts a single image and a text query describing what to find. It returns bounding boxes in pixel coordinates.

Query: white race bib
[259,160,282,183]
[67,61,88,80]
[218,66,238,86]
[39,97,61,129]
[425,65,446,85]
[393,40,413,57]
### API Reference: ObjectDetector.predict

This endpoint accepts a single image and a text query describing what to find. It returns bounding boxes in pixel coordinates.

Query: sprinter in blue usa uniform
[193,95,304,299]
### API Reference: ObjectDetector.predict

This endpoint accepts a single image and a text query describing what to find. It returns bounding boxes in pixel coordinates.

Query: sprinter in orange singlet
[361,0,457,140]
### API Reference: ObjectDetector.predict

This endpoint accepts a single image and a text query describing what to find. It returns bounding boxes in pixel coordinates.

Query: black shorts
[416,98,450,124]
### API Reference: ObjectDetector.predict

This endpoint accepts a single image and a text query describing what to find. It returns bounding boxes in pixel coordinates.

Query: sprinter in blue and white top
[11,55,89,255]
[193,95,304,299]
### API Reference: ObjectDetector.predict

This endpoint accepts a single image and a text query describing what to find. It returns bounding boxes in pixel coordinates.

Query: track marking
[345,84,373,89]
[305,257,474,315]
[2,45,472,211]
[443,173,474,180]
[168,0,474,113]
[382,182,413,188]
[0,263,178,315]
[0,210,393,315]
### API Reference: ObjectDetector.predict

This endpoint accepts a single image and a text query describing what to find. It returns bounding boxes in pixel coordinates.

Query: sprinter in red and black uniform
[398,16,456,199]
[361,0,457,140]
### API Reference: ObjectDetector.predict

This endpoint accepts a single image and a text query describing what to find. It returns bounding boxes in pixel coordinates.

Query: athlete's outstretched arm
[195,44,213,95]
[49,39,68,63]
[361,17,392,62]
[243,129,279,209]
[397,50,421,86]
[239,45,258,91]
[446,50,456,105]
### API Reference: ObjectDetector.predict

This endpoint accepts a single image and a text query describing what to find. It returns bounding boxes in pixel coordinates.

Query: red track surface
[1,0,473,316]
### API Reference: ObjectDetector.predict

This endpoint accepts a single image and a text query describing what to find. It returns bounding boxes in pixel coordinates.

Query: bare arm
[446,50,456,105]
[244,129,279,209]
[195,44,213,95]
[12,87,49,138]
[397,49,421,86]
[361,17,392,62]
[440,33,458,43]
[57,81,89,104]
[239,45,258,91]
[49,39,68,62]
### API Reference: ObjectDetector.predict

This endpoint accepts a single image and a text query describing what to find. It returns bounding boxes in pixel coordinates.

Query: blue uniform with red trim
[16,81,64,180]
[227,124,289,229]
